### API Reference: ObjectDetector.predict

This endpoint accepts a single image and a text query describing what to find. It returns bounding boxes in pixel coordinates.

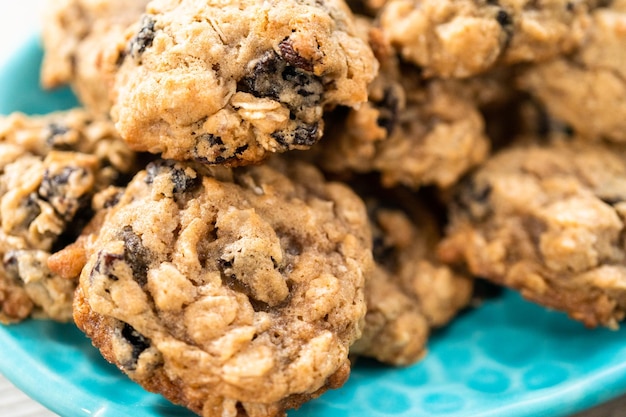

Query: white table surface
[0,1,625,417]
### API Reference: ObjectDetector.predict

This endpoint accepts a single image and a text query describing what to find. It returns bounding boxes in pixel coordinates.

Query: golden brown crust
[439,139,626,328]
[0,110,135,322]
[380,0,595,78]
[107,0,377,165]
[74,158,372,417]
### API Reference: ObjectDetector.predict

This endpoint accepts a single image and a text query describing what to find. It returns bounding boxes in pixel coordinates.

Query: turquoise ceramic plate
[1,38,626,417]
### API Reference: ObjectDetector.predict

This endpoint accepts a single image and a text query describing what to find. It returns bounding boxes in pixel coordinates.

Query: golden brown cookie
[74,158,373,417]
[0,109,135,323]
[518,2,626,141]
[105,0,377,165]
[380,0,596,78]
[317,51,489,189]
[439,138,626,328]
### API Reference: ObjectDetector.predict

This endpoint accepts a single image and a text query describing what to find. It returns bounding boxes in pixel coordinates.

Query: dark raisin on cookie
[102,191,123,209]
[278,38,315,72]
[16,194,42,231]
[496,9,512,26]
[217,259,264,310]
[3,252,24,283]
[452,178,493,222]
[3,251,54,286]
[129,16,156,60]
[170,167,200,194]
[120,322,152,370]
[121,226,150,287]
[92,251,124,282]
[375,86,402,136]
[237,49,324,150]
[145,160,200,195]
[197,133,224,147]
[45,123,72,150]
[272,123,319,147]
[38,167,90,220]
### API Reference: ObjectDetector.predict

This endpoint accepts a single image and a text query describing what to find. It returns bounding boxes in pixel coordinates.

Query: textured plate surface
[1,38,626,417]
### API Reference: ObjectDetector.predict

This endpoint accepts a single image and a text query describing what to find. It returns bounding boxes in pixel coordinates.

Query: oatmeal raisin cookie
[439,138,626,328]
[74,158,372,417]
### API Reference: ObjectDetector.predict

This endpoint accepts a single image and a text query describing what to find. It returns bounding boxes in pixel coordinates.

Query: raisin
[496,10,512,26]
[197,133,223,146]
[92,250,125,281]
[281,66,322,102]
[278,38,314,72]
[120,322,151,369]
[3,250,52,283]
[121,226,150,287]
[238,52,283,101]
[217,260,271,312]
[129,16,156,60]
[115,51,127,67]
[376,87,401,136]
[171,167,199,194]
[46,123,72,150]
[40,167,74,188]
[145,161,200,194]
[102,191,123,209]
[237,49,324,149]
[191,134,230,165]
[3,252,20,281]
[213,155,237,164]
[50,202,94,253]
[17,193,42,230]
[453,178,493,221]
[294,123,319,146]
[272,122,320,147]
[38,167,89,221]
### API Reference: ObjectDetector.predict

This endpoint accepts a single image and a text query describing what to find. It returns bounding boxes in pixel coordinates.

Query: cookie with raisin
[0,109,135,322]
[106,0,377,165]
[439,137,626,328]
[73,158,373,417]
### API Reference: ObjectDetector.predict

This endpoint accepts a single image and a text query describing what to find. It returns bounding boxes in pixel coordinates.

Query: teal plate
[1,38,626,417]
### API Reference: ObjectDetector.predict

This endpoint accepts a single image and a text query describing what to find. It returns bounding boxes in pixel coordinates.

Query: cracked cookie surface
[439,138,626,328]
[107,0,377,165]
[74,158,372,417]
[380,0,597,78]
[0,109,135,323]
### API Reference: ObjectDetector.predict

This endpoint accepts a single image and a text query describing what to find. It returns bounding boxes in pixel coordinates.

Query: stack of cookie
[0,0,624,416]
